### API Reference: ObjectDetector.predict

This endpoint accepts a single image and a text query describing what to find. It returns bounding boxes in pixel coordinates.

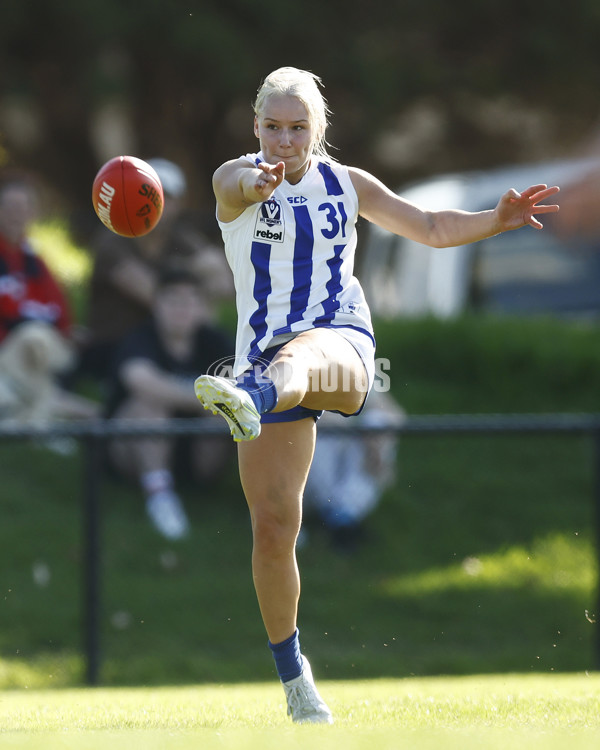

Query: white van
[360,158,600,318]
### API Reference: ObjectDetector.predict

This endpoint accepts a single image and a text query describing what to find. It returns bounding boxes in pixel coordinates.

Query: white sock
[141,469,174,496]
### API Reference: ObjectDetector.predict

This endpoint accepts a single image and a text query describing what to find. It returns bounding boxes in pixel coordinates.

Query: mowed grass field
[1,673,599,750]
[2,237,600,746]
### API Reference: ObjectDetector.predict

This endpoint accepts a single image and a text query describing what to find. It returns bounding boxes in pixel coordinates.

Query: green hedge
[374,314,600,413]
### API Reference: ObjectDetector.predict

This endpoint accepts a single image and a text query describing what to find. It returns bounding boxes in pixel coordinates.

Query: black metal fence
[2,413,599,684]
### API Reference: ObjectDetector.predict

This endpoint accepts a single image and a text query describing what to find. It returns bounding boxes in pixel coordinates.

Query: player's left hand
[494,184,560,231]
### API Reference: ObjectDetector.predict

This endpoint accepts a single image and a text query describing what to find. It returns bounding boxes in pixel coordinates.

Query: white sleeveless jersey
[218,153,374,376]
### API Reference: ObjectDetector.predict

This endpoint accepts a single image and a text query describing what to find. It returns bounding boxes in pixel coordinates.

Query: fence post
[82,433,102,686]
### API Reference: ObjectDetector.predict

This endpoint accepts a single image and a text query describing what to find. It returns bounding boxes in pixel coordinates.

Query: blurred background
[2,0,600,689]
[2,0,599,229]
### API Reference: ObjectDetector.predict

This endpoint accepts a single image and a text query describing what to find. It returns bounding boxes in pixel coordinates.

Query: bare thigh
[238,418,317,534]
[267,328,368,415]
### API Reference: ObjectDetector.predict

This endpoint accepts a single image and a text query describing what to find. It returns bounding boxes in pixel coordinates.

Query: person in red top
[0,171,97,422]
[0,175,71,341]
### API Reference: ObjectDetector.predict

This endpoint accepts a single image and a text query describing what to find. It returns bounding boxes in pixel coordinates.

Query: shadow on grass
[0,429,597,687]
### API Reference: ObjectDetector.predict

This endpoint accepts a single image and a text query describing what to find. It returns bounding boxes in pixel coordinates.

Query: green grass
[0,430,596,687]
[1,674,599,749]
[1,309,600,688]
[3,222,598,743]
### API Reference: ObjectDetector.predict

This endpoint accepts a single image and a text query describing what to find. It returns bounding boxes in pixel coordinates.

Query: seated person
[0,170,98,423]
[303,386,405,553]
[104,268,235,540]
[81,158,233,386]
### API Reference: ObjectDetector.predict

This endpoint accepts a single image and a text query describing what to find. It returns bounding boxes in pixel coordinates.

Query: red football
[92,155,164,237]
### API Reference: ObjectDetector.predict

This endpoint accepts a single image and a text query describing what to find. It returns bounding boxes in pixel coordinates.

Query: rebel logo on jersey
[254,198,285,243]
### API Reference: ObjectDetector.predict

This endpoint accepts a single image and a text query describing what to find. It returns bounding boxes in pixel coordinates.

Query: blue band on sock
[237,374,278,415]
[268,629,303,683]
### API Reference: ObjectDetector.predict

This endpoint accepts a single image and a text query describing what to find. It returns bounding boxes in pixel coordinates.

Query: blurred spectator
[302,386,405,554]
[0,170,98,424]
[80,157,233,387]
[104,267,235,540]
[552,164,600,240]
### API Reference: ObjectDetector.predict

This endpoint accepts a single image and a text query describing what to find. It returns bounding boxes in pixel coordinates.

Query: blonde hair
[253,67,332,159]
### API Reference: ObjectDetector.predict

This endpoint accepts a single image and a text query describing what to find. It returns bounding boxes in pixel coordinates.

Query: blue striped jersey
[218,153,374,376]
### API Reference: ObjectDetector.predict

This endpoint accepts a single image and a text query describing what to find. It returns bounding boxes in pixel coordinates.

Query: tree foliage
[1,0,599,224]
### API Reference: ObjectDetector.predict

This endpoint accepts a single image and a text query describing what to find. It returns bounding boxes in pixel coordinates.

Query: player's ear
[254,116,260,139]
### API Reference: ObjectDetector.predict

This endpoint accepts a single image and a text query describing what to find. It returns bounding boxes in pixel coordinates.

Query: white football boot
[194,374,261,442]
[282,657,334,724]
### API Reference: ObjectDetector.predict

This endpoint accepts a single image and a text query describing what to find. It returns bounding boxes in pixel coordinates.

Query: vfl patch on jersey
[254,198,285,243]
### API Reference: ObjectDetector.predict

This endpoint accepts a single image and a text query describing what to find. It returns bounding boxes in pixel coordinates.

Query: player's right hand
[254,161,285,198]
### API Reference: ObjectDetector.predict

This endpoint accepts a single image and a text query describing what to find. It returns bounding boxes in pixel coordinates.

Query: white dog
[0,321,75,424]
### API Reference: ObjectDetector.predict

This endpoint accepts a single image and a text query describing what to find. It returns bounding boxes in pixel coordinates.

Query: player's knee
[337,388,367,416]
[251,505,301,556]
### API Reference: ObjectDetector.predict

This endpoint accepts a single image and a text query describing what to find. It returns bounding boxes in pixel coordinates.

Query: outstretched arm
[350,168,560,248]
[213,159,286,223]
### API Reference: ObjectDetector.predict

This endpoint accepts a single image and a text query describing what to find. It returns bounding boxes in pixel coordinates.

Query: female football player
[195,66,559,723]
